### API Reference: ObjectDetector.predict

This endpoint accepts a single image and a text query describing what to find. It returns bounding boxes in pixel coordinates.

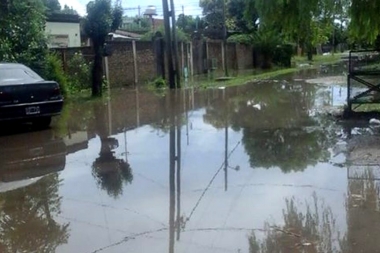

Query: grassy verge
[186,53,344,89]
[193,68,298,89]
[292,53,343,66]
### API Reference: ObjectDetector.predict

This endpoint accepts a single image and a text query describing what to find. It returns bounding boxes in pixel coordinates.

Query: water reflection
[345,127,380,253]
[0,67,364,253]
[249,193,344,253]
[0,174,69,253]
[204,83,333,172]
[0,129,66,191]
[91,99,133,198]
[92,136,133,198]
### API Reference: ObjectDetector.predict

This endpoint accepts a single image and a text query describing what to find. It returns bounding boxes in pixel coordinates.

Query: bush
[44,53,69,97]
[227,34,253,44]
[67,52,92,92]
[273,44,294,67]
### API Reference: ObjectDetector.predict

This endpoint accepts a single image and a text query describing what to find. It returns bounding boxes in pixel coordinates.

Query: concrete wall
[46,22,81,48]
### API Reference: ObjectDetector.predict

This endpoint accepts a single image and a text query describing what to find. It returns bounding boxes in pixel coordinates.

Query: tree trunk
[92,43,103,96]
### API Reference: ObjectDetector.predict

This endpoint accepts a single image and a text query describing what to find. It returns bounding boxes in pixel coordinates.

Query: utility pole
[170,0,181,88]
[162,0,175,88]
[222,0,228,77]
[182,5,188,77]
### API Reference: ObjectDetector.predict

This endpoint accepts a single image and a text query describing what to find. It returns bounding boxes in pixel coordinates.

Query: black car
[0,63,64,127]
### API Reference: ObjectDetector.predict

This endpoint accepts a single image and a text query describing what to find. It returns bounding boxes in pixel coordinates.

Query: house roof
[46,13,80,23]
[114,30,143,39]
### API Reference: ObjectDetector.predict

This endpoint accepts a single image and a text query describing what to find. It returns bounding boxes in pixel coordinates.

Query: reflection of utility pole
[224,125,228,191]
[176,90,182,241]
[169,98,176,253]
[223,89,228,192]
[169,92,183,251]
[136,88,140,128]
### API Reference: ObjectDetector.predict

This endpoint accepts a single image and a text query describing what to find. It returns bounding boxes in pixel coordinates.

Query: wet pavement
[1,64,380,253]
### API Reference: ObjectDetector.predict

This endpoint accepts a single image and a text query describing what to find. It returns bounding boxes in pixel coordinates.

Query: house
[46,13,81,48]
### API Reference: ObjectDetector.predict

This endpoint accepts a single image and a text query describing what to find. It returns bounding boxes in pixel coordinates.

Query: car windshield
[0,66,43,85]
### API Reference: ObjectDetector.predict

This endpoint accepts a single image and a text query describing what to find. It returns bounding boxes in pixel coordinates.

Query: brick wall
[236,44,253,70]
[53,39,256,88]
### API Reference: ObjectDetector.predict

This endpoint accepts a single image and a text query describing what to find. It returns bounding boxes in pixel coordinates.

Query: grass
[292,53,343,66]
[185,53,345,89]
[192,68,298,89]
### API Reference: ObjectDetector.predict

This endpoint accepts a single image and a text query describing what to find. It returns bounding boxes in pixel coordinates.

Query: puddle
[0,65,380,253]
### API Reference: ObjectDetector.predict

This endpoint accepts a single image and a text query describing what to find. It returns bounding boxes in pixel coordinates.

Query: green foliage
[177,14,201,34]
[253,0,337,59]
[252,26,281,55]
[42,0,61,12]
[153,77,166,88]
[273,44,294,67]
[349,0,380,43]
[44,53,69,97]
[141,25,190,42]
[0,0,48,71]
[66,53,92,92]
[61,5,78,15]
[228,0,258,33]
[227,34,252,44]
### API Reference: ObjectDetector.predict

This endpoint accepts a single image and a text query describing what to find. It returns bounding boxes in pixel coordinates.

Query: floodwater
[1,64,380,253]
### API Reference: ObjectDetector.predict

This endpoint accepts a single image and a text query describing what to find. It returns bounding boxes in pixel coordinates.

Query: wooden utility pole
[170,0,181,88]
[222,0,229,77]
[162,0,175,88]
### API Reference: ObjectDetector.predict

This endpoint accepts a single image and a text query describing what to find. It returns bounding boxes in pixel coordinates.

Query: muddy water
[1,65,380,253]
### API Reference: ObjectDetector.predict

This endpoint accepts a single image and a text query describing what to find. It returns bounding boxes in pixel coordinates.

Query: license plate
[25,106,40,115]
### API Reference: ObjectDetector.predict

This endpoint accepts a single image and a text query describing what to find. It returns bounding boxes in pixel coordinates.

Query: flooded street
[1,65,380,253]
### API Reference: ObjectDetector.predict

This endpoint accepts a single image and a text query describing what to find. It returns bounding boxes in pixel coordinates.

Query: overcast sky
[58,0,203,18]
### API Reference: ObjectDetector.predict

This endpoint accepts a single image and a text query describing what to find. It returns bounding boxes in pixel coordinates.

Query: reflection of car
[0,129,66,192]
[0,63,64,127]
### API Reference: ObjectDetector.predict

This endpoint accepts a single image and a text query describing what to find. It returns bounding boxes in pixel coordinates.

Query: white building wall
[46,22,81,48]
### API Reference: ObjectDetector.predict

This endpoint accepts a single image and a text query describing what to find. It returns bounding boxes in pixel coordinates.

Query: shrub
[67,52,92,92]
[273,44,294,67]
[227,34,253,44]
[44,53,69,97]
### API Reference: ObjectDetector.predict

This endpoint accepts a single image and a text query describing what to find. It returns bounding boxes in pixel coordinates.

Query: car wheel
[33,117,52,129]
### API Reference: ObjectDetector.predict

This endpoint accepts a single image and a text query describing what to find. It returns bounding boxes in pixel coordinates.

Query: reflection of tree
[203,83,334,172]
[243,128,329,172]
[249,193,344,253]
[92,137,133,198]
[90,101,134,199]
[0,174,69,253]
[346,169,380,253]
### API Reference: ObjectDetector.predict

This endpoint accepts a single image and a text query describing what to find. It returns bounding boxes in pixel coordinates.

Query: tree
[253,0,335,60]
[199,0,225,39]
[228,0,258,33]
[84,0,123,96]
[0,0,47,73]
[177,14,197,34]
[42,0,61,13]
[61,4,78,15]
[349,0,380,44]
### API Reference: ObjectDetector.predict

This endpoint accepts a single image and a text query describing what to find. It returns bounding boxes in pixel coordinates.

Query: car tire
[33,117,52,129]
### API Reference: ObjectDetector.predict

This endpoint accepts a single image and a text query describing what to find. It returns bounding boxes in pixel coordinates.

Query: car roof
[0,63,44,85]
[0,63,29,69]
